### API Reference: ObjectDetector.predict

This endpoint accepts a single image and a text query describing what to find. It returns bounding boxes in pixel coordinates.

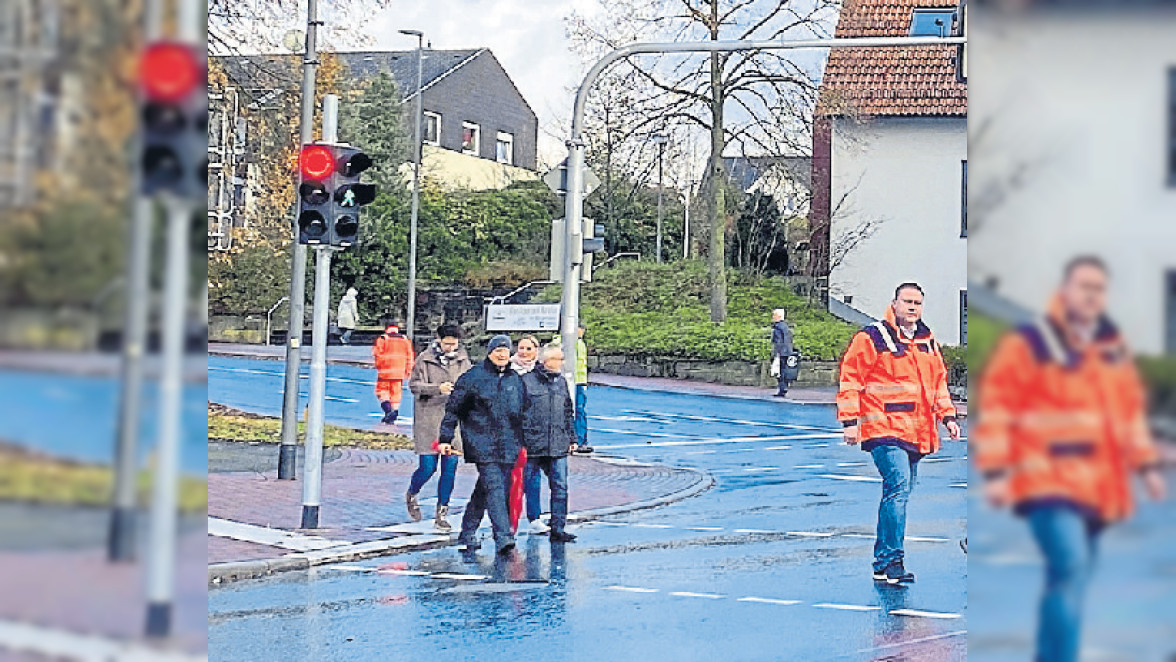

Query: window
[961,160,968,237]
[423,111,441,146]
[960,290,968,345]
[910,9,955,37]
[1168,68,1176,186]
[495,131,514,165]
[461,122,480,156]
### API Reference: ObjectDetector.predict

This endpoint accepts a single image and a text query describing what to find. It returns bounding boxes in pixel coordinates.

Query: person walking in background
[519,344,578,543]
[770,308,795,397]
[974,257,1165,662]
[372,322,414,425]
[837,283,960,585]
[440,335,526,556]
[552,325,593,454]
[337,287,358,345]
[406,324,472,532]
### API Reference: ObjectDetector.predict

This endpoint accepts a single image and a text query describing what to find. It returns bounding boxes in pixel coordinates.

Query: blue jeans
[459,462,514,548]
[574,384,588,445]
[870,445,920,572]
[407,453,459,506]
[524,456,569,532]
[1027,506,1102,662]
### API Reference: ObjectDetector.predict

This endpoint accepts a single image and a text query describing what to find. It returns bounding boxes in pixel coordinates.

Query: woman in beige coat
[405,323,472,531]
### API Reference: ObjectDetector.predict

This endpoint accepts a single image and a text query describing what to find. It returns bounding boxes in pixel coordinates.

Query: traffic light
[580,218,606,283]
[298,143,334,245]
[137,41,207,199]
[329,146,375,248]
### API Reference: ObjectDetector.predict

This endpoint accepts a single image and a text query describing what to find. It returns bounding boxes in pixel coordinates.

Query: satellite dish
[282,29,305,52]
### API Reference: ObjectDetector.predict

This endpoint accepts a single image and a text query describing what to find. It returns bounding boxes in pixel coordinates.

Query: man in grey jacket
[771,308,795,397]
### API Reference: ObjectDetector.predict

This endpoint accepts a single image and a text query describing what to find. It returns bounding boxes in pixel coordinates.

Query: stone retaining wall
[589,354,839,388]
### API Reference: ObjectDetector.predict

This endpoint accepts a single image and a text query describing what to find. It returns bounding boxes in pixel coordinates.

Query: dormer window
[910,9,956,37]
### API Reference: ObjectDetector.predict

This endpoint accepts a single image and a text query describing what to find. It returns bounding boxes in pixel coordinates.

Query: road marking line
[324,396,359,403]
[431,573,488,581]
[787,531,836,538]
[836,462,868,467]
[814,603,881,612]
[208,517,350,552]
[683,526,724,532]
[906,536,951,543]
[684,450,718,455]
[592,521,630,527]
[742,467,781,472]
[591,415,660,423]
[328,565,373,572]
[605,586,659,593]
[764,446,793,450]
[738,597,802,606]
[857,630,967,653]
[377,569,430,576]
[735,528,775,534]
[0,620,207,662]
[816,474,882,483]
[631,523,673,529]
[721,448,763,454]
[841,533,875,539]
[624,410,838,433]
[670,592,725,599]
[890,609,962,619]
[951,483,968,488]
[807,443,830,448]
[921,457,955,463]
[793,464,825,469]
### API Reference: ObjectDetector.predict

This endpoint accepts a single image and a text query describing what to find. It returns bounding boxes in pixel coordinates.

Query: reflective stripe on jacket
[973,298,1158,523]
[372,333,415,381]
[836,306,956,455]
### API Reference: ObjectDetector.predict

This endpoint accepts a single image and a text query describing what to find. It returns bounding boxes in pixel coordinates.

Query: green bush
[536,260,858,361]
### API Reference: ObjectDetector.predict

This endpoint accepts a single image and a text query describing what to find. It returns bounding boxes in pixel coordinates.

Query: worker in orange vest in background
[837,282,961,585]
[973,256,1166,662]
[373,322,415,424]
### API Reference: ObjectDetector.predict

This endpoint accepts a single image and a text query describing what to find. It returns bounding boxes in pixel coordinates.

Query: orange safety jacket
[373,331,415,381]
[972,297,1158,524]
[836,307,957,456]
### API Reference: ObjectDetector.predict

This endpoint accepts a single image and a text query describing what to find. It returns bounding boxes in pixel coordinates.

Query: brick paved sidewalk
[208,448,707,567]
[0,529,208,659]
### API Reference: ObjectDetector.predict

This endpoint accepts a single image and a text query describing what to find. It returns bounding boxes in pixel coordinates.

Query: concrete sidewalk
[208,442,711,584]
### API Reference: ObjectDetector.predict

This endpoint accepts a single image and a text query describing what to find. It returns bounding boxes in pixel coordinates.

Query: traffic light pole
[300,95,338,529]
[279,0,321,479]
[558,35,965,392]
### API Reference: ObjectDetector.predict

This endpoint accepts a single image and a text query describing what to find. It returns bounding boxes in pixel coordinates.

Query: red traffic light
[300,145,335,180]
[139,42,201,102]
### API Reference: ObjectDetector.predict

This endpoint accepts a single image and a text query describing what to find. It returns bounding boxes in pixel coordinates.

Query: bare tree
[567,0,837,323]
[208,0,391,56]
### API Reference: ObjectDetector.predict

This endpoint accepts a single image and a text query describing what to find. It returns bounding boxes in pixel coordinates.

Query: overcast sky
[366,0,601,166]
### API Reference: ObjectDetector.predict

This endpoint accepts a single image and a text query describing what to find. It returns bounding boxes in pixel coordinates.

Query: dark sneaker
[405,492,421,522]
[872,567,888,581]
[883,562,915,585]
[550,531,577,543]
[773,391,788,398]
[496,540,517,556]
[576,444,594,454]
[382,411,399,425]
[457,535,478,552]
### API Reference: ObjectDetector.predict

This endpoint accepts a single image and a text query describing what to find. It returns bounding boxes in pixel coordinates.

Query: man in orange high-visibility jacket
[837,282,961,585]
[373,323,415,424]
[974,256,1165,662]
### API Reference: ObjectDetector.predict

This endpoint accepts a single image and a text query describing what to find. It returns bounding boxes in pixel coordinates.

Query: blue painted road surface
[0,368,207,474]
[209,356,968,661]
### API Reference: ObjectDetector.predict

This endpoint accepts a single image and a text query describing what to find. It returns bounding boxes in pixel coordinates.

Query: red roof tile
[819,0,966,117]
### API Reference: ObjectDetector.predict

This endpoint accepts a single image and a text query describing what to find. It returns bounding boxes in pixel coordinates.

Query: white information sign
[485,304,562,332]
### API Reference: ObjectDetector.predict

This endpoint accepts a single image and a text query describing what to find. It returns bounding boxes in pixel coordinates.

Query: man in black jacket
[439,335,525,555]
[520,344,578,543]
[771,308,795,397]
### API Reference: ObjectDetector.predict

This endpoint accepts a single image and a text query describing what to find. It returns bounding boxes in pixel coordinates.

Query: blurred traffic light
[137,42,206,198]
[330,146,375,248]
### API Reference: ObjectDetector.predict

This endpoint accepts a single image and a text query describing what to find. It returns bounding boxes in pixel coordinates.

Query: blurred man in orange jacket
[373,322,415,424]
[837,282,961,585]
[974,256,1165,662]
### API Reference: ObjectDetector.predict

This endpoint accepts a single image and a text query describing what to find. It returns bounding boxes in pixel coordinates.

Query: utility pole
[278,0,321,479]
[300,95,338,530]
[653,134,667,263]
[400,29,424,341]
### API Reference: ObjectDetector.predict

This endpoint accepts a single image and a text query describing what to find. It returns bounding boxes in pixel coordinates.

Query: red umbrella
[509,447,527,533]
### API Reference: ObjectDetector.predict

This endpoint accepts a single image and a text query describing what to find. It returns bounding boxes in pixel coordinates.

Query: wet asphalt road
[208,356,968,661]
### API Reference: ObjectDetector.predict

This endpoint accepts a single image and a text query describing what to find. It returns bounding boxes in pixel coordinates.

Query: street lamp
[652,134,668,263]
[400,29,424,341]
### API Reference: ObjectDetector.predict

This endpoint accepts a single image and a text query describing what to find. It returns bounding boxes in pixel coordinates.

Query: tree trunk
[706,5,727,324]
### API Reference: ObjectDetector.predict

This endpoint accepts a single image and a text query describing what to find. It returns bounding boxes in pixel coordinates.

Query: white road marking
[377,569,430,576]
[857,630,967,653]
[683,526,724,532]
[906,536,951,543]
[735,528,776,534]
[816,474,882,483]
[605,586,659,593]
[684,450,719,455]
[593,433,841,450]
[763,445,793,450]
[840,533,875,539]
[721,448,764,454]
[670,591,725,599]
[836,462,868,467]
[0,620,207,662]
[742,467,781,473]
[624,410,838,433]
[793,464,825,469]
[787,531,836,538]
[807,443,830,448]
[815,603,882,612]
[592,521,630,527]
[327,564,373,572]
[890,609,962,619]
[631,523,673,529]
[738,597,802,606]
[324,395,359,403]
[591,415,660,423]
[951,483,968,488]
[922,457,955,463]
[431,573,488,581]
[208,517,350,552]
